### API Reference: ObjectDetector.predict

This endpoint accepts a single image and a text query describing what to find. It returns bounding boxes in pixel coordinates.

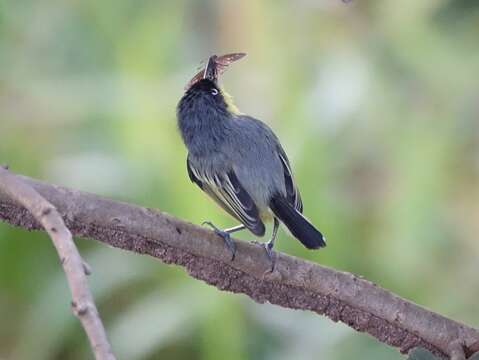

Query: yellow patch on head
[220,87,242,115]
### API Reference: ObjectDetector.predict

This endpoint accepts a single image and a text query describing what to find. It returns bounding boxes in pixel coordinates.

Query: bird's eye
[211,88,218,96]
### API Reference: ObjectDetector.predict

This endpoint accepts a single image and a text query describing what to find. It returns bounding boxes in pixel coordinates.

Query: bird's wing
[187,157,265,236]
[276,145,303,213]
[236,115,303,213]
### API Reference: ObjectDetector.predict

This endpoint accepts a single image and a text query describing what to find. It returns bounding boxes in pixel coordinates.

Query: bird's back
[225,115,287,209]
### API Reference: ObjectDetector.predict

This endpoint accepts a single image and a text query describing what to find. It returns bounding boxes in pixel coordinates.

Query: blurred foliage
[408,347,479,360]
[1,0,479,359]
[408,348,441,360]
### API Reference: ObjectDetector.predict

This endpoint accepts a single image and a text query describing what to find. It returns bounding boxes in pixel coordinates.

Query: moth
[185,52,246,90]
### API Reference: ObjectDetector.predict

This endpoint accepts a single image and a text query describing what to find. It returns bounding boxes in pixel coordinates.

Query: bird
[176,53,326,265]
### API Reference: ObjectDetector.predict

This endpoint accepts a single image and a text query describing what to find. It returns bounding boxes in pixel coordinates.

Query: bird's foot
[264,241,276,272]
[251,240,276,272]
[202,221,236,261]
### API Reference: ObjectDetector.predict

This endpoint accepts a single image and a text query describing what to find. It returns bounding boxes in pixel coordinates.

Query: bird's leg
[265,218,280,256]
[265,218,280,271]
[252,218,280,272]
[202,222,245,260]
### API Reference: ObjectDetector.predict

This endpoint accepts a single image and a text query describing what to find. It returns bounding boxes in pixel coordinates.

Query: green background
[1,0,478,359]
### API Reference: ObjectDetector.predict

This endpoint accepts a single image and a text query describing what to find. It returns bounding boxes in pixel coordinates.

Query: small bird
[177,53,326,264]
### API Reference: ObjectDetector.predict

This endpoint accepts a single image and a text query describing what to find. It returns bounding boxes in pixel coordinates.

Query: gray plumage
[177,78,324,250]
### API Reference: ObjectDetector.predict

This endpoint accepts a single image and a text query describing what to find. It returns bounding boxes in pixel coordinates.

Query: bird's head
[179,53,245,117]
[181,78,239,116]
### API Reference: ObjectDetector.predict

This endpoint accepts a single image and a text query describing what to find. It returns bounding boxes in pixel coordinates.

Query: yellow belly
[259,208,274,222]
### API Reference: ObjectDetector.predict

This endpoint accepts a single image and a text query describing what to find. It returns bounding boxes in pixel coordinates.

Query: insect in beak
[185,52,246,90]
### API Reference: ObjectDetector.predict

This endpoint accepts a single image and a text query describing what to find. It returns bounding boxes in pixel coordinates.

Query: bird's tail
[269,195,326,249]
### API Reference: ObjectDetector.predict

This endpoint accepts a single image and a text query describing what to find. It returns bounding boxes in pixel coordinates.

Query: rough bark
[0,174,478,359]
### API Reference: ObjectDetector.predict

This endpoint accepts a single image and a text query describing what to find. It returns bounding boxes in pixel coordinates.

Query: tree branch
[0,168,115,360]
[0,172,477,359]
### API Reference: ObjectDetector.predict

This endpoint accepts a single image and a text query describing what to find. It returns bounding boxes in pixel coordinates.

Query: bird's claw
[264,241,276,273]
[251,240,276,272]
[202,221,236,261]
[221,233,236,261]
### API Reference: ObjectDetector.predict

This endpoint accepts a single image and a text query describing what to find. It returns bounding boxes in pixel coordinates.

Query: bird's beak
[203,55,219,83]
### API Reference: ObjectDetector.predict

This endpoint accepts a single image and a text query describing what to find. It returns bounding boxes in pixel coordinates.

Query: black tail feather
[269,195,326,249]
